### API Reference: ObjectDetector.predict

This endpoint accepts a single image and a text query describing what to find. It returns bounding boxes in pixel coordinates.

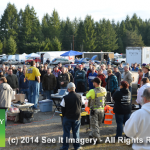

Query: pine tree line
[0,3,147,55]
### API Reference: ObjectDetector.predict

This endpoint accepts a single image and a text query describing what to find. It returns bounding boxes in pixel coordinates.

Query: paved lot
[2,64,135,150]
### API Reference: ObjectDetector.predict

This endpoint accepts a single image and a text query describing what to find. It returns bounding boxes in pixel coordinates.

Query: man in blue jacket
[19,69,29,100]
[88,66,98,89]
[75,65,86,92]
[106,69,118,95]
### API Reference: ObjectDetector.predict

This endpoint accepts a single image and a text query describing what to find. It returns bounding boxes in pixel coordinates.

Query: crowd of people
[0,60,150,150]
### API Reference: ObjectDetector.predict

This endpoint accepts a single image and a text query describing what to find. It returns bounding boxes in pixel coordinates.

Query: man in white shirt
[124,88,150,150]
[136,77,150,106]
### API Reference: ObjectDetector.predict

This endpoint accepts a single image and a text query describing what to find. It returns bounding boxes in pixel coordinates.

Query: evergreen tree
[75,20,85,51]
[0,40,3,54]
[18,5,41,53]
[49,10,61,40]
[3,38,7,54]
[0,3,18,41]
[52,37,62,51]
[125,15,132,31]
[83,15,96,52]
[124,30,144,47]
[61,18,74,50]
[6,36,17,54]
[95,19,118,52]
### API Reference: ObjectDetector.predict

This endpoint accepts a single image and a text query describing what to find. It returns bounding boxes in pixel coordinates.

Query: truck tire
[121,61,125,64]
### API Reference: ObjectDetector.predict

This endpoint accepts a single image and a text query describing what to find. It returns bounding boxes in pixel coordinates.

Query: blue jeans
[28,81,40,109]
[20,88,29,100]
[40,82,43,94]
[62,116,81,150]
[115,113,130,138]
[44,90,54,99]
[129,86,132,104]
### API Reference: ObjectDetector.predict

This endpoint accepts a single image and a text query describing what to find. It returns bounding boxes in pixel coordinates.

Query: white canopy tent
[25,53,40,58]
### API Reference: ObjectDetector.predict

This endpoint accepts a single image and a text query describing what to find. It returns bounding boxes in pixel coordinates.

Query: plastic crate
[39,100,53,112]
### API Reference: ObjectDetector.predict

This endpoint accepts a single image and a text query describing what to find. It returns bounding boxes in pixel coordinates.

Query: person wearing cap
[124,88,150,150]
[88,66,98,89]
[86,77,107,143]
[12,65,17,74]
[112,81,131,139]
[113,66,121,87]
[60,82,82,150]
[106,69,118,95]
[136,77,150,107]
[143,65,150,80]
[75,64,86,92]
[25,61,41,110]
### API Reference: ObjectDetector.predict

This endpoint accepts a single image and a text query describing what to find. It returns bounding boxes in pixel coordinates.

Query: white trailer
[126,47,150,66]
[8,55,15,60]
[15,54,26,61]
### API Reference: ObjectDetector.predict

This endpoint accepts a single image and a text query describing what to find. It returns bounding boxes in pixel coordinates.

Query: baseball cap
[144,65,150,71]
[92,77,101,84]
[67,82,76,89]
[142,63,146,67]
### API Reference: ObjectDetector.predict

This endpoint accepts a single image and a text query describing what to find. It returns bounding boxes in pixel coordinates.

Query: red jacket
[97,74,106,87]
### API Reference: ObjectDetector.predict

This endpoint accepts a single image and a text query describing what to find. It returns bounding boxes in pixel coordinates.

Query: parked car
[25,57,41,64]
[3,59,20,65]
[50,58,74,65]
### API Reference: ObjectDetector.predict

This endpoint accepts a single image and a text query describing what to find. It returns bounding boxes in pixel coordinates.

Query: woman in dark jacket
[112,81,132,139]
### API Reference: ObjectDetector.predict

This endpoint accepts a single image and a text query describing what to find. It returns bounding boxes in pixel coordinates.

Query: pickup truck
[25,57,41,64]
[113,54,126,65]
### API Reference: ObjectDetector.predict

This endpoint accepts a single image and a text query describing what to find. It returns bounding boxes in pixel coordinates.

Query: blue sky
[0,0,150,22]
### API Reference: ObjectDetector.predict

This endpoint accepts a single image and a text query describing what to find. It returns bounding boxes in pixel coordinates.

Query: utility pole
[73,35,74,50]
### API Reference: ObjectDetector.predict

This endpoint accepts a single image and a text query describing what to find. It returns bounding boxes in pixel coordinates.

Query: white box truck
[126,47,150,66]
